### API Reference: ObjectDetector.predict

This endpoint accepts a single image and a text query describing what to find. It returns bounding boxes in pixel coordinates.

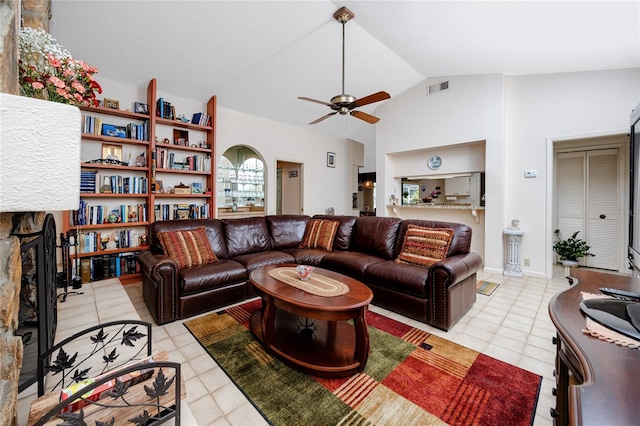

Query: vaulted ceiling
[50,1,640,145]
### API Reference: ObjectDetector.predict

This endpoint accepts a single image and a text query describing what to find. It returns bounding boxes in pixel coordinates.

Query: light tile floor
[18,267,571,425]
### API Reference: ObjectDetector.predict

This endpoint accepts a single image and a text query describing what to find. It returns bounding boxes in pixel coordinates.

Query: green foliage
[552,230,595,261]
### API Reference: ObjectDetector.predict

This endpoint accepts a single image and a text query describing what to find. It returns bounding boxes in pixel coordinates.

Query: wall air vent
[427,80,449,95]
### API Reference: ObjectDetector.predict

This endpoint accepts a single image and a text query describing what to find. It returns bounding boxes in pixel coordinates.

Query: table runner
[268,267,349,297]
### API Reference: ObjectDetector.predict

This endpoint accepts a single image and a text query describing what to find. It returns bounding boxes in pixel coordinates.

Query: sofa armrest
[138,250,179,325]
[427,252,483,330]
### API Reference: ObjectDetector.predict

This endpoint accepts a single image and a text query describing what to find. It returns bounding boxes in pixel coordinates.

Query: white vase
[561,260,579,268]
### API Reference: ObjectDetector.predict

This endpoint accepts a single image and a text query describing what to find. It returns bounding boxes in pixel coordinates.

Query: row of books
[72,201,148,226]
[81,171,97,193]
[78,229,146,254]
[79,253,139,283]
[154,203,210,221]
[98,175,149,194]
[155,148,211,172]
[81,114,148,140]
[191,112,211,127]
[156,97,175,120]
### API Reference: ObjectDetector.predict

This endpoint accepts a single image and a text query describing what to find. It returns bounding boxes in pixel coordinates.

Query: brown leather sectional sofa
[138,215,483,330]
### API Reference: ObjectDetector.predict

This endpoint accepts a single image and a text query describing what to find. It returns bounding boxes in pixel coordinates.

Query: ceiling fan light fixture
[298,6,390,125]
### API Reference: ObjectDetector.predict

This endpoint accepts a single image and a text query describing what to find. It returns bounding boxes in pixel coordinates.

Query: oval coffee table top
[249,264,373,311]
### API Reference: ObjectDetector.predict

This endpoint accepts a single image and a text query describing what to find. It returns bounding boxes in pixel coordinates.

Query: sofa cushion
[230,251,296,272]
[364,260,431,298]
[158,227,218,269]
[320,251,386,279]
[300,219,339,251]
[148,219,228,258]
[223,217,271,257]
[395,225,454,267]
[283,247,332,266]
[312,215,356,250]
[266,215,309,249]
[179,259,247,296]
[350,216,402,259]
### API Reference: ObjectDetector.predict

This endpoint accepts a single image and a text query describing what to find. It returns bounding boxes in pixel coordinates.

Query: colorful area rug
[185,301,540,425]
[476,280,500,296]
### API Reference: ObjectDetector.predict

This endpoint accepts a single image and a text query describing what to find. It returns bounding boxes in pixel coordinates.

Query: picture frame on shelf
[327,152,336,168]
[102,143,123,162]
[134,102,148,114]
[191,182,203,194]
[155,180,164,194]
[104,98,120,110]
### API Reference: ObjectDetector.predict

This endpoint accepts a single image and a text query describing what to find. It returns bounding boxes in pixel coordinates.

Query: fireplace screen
[16,213,58,393]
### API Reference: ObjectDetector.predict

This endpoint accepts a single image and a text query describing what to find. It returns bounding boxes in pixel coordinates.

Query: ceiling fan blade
[298,96,334,107]
[350,110,380,124]
[348,91,391,109]
[309,112,338,125]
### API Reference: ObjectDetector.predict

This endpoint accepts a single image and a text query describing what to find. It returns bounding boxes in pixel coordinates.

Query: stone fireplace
[0,2,81,423]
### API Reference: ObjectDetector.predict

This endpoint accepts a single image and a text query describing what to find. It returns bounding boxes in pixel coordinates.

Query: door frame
[275,159,304,215]
[549,132,629,275]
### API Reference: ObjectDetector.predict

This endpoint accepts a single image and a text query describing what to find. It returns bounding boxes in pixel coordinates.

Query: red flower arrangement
[18,27,102,107]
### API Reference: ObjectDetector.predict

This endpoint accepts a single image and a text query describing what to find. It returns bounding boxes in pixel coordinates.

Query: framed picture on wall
[327,152,336,168]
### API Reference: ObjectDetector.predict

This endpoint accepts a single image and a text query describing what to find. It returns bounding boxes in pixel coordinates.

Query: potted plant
[552,229,595,267]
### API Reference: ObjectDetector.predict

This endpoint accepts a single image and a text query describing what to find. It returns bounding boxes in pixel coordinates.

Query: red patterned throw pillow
[158,227,218,268]
[395,225,454,267]
[299,219,340,251]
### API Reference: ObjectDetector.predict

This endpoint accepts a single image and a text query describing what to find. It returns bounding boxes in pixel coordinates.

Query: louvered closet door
[556,149,620,270]
[556,153,586,260]
[585,149,619,270]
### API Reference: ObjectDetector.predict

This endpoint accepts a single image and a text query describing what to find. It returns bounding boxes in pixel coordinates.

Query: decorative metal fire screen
[16,213,58,393]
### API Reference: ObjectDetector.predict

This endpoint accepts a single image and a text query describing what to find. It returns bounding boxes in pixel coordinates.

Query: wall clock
[428,155,442,170]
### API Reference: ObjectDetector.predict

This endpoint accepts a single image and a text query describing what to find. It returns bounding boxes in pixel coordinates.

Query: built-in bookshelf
[63,78,216,281]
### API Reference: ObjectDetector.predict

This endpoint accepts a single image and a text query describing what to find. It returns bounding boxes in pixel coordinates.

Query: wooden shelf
[81,163,149,171]
[154,142,212,153]
[81,133,149,146]
[154,193,212,198]
[155,168,211,175]
[80,105,150,121]
[71,222,149,231]
[76,245,149,258]
[80,193,149,198]
[156,116,212,131]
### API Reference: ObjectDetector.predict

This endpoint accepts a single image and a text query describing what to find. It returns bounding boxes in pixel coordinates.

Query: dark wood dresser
[548,268,640,425]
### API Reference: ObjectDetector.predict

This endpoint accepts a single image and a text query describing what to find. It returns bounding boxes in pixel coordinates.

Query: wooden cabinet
[549,269,640,425]
[63,78,216,281]
[444,176,471,196]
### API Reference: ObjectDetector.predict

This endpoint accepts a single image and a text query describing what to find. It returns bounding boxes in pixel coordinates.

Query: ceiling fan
[298,6,390,125]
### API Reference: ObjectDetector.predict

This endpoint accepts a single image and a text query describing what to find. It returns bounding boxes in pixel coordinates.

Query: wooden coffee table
[249,264,373,378]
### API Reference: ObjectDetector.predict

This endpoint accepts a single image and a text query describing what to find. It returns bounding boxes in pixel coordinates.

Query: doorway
[554,135,628,272]
[276,161,303,215]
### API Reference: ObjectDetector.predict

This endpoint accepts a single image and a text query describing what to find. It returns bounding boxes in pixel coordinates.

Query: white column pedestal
[503,228,524,277]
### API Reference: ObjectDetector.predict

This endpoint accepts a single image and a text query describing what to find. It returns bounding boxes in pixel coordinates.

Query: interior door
[276,161,303,215]
[585,149,619,269]
[556,148,620,270]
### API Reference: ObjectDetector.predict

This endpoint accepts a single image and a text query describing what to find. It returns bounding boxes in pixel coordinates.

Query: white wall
[505,68,639,277]
[375,69,640,278]
[376,74,506,273]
